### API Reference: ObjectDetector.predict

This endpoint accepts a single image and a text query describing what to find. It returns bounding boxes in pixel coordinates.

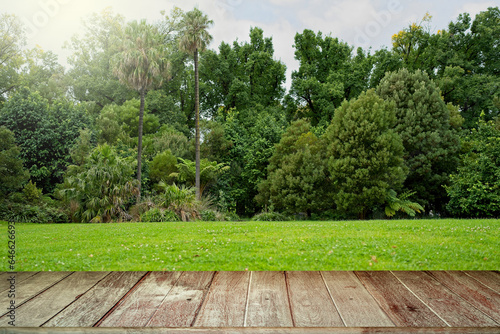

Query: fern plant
[385,189,424,217]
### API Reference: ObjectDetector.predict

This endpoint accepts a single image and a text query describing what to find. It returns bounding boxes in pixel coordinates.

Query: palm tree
[112,19,168,200]
[178,8,213,200]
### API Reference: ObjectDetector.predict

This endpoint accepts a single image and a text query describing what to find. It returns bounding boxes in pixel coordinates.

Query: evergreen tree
[0,127,29,196]
[257,119,328,216]
[376,68,461,213]
[324,89,407,219]
[446,117,500,217]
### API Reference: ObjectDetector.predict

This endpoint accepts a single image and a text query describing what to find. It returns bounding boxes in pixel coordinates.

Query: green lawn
[1,219,499,271]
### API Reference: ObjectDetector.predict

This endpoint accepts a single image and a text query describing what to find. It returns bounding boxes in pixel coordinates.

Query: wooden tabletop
[0,271,499,333]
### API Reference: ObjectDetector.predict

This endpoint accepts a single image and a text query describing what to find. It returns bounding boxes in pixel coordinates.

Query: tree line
[0,7,499,223]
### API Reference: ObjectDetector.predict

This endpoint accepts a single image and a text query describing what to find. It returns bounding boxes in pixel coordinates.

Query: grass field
[1,219,499,271]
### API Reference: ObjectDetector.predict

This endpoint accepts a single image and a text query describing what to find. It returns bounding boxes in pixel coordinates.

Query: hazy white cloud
[455,1,497,17]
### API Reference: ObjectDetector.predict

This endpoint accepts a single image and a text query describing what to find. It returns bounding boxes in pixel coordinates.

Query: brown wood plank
[245,271,293,327]
[0,271,71,313]
[4,327,500,333]
[322,271,395,327]
[146,271,215,327]
[355,271,447,327]
[429,271,500,324]
[194,271,250,327]
[0,272,109,327]
[464,271,500,292]
[393,271,498,327]
[0,272,39,292]
[43,271,147,327]
[98,271,182,327]
[286,271,343,327]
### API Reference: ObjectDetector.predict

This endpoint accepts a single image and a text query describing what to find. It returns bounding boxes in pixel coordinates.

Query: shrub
[251,211,289,221]
[140,208,179,222]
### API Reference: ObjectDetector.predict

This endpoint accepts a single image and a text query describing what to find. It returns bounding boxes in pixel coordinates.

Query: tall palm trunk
[137,89,145,201]
[194,48,201,200]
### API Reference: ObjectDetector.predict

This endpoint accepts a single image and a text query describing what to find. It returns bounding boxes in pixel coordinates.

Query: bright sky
[3,0,498,87]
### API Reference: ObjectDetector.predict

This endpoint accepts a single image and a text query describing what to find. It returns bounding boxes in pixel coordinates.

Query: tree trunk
[137,89,145,202]
[195,49,201,200]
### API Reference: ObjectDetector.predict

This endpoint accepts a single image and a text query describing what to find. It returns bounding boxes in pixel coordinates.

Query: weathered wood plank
[286,271,343,327]
[356,271,447,327]
[3,327,500,333]
[98,271,182,327]
[393,271,497,327]
[146,271,215,327]
[322,271,394,327]
[0,272,109,327]
[0,271,71,315]
[43,271,147,327]
[194,271,250,327]
[0,272,39,292]
[464,271,500,292]
[429,271,500,324]
[245,271,293,327]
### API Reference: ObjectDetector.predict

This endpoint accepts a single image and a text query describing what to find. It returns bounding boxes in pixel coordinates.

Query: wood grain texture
[245,271,293,327]
[0,272,109,327]
[321,271,394,327]
[0,272,39,292]
[464,271,500,292]
[0,271,71,314]
[194,271,250,327]
[286,271,343,327]
[3,327,500,333]
[43,271,147,327]
[393,271,497,327]
[99,271,182,327]
[146,271,215,327]
[356,271,447,327]
[429,271,500,324]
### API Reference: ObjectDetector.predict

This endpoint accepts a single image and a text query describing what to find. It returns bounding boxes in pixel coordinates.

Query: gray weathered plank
[356,271,447,327]
[0,272,109,327]
[321,271,394,327]
[464,271,500,292]
[146,271,215,327]
[43,271,147,327]
[245,271,293,327]
[0,271,71,315]
[429,271,500,324]
[194,271,250,327]
[393,271,498,326]
[0,272,39,292]
[99,271,182,327]
[3,327,500,333]
[287,271,343,327]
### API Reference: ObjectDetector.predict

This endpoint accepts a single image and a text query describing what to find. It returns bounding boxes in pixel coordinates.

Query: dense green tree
[0,88,91,192]
[59,144,139,223]
[446,117,500,217]
[0,126,29,196]
[216,107,286,215]
[324,89,407,219]
[0,13,24,99]
[376,68,461,213]
[201,27,287,117]
[257,119,328,216]
[64,8,135,109]
[178,8,213,200]
[387,8,500,126]
[142,125,191,160]
[96,99,160,145]
[286,29,372,126]
[112,19,169,199]
[19,47,67,103]
[149,150,178,186]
